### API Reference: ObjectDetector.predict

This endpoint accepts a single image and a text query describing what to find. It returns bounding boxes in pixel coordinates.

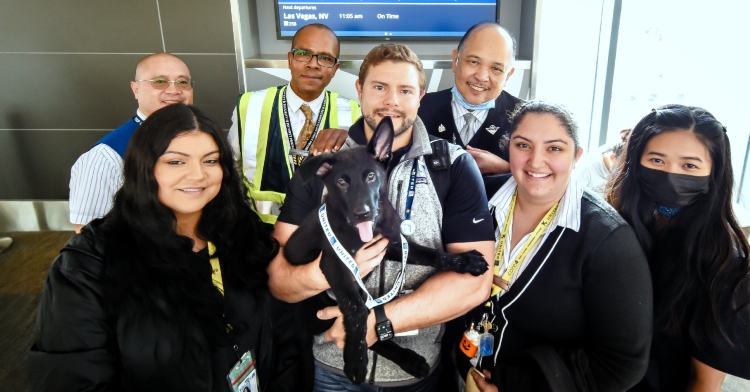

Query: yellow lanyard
[491,189,559,296]
[207,241,224,296]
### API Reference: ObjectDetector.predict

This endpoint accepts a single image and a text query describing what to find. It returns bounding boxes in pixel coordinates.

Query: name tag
[227,351,259,392]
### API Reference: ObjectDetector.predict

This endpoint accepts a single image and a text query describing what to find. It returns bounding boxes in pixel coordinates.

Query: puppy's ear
[296,153,336,182]
[367,116,394,163]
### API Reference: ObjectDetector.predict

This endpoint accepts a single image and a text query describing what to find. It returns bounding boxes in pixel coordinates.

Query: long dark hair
[606,104,750,348]
[102,104,278,346]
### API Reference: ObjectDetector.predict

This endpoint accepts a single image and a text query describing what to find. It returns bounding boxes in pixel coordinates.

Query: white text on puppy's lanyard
[318,204,408,309]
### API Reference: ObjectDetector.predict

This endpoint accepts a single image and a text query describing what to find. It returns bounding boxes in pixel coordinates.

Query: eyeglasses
[134,78,194,91]
[290,48,338,68]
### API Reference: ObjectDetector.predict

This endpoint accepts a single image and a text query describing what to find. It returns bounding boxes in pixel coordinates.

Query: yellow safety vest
[236,86,360,224]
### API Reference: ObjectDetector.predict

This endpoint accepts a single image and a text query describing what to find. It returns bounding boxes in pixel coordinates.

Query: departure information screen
[276,0,497,39]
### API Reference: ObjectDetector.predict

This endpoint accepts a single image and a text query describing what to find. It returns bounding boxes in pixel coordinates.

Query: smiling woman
[459,100,653,391]
[28,104,307,392]
[154,131,223,248]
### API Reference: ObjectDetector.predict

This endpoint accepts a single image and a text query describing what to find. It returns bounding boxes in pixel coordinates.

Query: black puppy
[284,117,488,384]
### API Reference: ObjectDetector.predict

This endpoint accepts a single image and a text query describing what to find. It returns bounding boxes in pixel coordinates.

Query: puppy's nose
[353,205,371,221]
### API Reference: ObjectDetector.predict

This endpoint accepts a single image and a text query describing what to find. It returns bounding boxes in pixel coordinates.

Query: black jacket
[28,219,308,392]
[458,175,653,391]
[417,89,522,162]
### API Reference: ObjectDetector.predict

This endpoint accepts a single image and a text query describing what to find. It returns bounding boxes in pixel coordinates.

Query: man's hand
[470,369,498,392]
[354,234,388,278]
[311,128,349,155]
[466,146,510,175]
[318,305,378,348]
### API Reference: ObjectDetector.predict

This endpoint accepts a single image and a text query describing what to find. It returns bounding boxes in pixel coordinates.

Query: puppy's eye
[366,172,376,182]
[337,178,348,188]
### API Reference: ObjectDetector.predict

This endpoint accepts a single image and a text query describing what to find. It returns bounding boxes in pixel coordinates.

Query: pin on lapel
[438,124,446,133]
[486,125,499,135]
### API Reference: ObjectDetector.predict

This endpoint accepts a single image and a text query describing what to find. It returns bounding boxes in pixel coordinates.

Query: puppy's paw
[442,250,488,276]
[343,342,369,384]
[392,349,430,378]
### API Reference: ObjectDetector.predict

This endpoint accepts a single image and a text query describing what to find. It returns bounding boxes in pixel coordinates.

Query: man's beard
[364,110,414,138]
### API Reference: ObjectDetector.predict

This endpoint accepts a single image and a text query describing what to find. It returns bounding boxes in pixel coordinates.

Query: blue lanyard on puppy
[318,204,408,308]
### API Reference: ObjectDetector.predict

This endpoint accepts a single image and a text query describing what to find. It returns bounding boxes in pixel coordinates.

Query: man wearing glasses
[228,23,360,225]
[69,52,193,232]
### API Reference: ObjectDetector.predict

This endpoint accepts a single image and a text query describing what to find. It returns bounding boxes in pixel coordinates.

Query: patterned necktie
[296,104,315,150]
[460,112,477,144]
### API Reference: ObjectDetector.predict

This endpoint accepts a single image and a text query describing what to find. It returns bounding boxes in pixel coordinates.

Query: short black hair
[291,23,340,57]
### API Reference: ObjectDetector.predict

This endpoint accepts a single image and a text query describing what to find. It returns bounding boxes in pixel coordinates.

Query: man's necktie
[296,104,315,150]
[460,112,477,145]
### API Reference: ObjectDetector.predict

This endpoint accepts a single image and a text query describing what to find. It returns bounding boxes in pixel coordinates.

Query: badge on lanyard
[400,220,416,236]
[227,350,259,392]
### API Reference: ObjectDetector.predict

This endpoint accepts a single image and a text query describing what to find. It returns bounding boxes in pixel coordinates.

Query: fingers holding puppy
[318,305,346,348]
[354,234,388,278]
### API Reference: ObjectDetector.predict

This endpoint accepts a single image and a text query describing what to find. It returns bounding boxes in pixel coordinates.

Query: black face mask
[637,164,709,208]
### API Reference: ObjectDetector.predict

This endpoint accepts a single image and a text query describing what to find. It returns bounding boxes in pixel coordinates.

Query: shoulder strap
[425,136,452,209]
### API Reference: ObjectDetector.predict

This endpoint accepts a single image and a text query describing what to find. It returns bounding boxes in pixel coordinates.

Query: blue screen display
[277,0,498,39]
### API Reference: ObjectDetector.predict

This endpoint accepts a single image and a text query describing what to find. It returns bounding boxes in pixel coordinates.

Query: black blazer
[418,89,522,162]
[461,174,654,391]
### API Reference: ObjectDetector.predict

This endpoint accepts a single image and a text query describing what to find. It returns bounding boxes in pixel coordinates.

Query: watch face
[375,320,394,341]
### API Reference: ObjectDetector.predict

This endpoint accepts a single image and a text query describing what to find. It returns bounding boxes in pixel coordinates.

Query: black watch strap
[374,305,388,324]
[373,305,394,341]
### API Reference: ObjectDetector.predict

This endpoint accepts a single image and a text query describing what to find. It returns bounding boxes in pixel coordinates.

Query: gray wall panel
[0,0,162,53]
[2,0,241,202]
[0,130,108,199]
[0,54,143,130]
[180,54,239,129]
[159,0,235,54]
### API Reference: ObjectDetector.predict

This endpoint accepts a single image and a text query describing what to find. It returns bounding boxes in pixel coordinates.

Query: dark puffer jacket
[28,219,309,392]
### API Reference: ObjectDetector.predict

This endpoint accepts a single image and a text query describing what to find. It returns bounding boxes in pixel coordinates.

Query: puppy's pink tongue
[356,221,374,242]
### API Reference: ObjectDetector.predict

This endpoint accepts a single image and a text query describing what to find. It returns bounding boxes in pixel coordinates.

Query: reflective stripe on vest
[237,87,360,224]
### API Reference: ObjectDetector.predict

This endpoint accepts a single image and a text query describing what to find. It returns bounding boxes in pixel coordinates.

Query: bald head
[131,52,193,117]
[292,23,340,57]
[134,52,189,79]
[458,22,515,63]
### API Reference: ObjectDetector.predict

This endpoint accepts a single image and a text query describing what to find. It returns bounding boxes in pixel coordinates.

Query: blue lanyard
[404,159,419,221]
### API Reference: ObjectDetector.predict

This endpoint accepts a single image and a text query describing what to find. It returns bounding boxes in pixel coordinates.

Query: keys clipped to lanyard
[460,314,497,361]
[227,350,259,392]
[478,313,495,357]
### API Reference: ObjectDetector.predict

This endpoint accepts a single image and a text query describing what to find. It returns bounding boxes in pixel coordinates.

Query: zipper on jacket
[370,159,409,384]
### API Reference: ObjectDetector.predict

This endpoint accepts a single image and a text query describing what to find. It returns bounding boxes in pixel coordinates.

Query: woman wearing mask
[462,101,653,391]
[607,105,750,391]
[29,104,306,391]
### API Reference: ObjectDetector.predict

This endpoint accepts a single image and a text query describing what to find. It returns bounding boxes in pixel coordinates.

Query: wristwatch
[373,305,394,341]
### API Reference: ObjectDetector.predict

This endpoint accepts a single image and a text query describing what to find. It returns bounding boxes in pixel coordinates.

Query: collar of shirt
[488,175,583,234]
[451,94,490,131]
[286,84,325,118]
[136,109,147,122]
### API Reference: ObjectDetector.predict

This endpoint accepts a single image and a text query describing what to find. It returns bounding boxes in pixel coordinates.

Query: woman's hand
[354,234,388,278]
[470,368,498,392]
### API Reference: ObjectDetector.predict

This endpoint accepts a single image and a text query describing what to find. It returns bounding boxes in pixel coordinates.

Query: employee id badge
[227,350,259,392]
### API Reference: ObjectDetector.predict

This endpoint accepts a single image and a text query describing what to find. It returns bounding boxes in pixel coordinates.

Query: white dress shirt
[488,176,583,295]
[69,109,147,225]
